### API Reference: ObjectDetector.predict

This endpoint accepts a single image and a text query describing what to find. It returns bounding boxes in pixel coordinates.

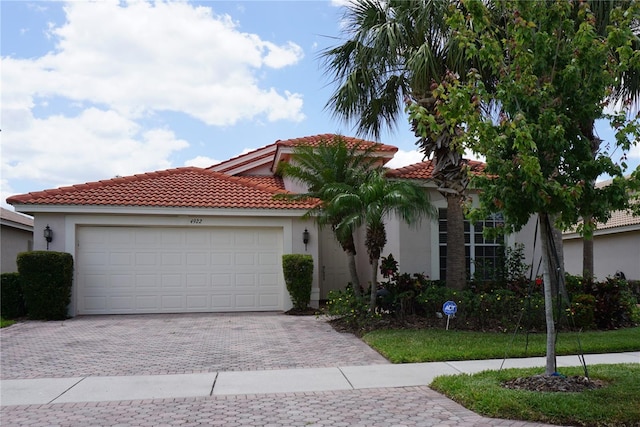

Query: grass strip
[362,327,640,363]
[430,364,640,427]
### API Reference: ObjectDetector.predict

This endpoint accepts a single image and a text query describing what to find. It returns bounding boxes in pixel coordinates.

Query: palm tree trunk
[582,216,594,278]
[446,194,466,290]
[347,250,362,296]
[370,257,379,311]
[539,212,557,376]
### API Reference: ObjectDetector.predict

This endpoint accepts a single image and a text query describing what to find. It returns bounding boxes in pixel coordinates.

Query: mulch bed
[503,374,606,392]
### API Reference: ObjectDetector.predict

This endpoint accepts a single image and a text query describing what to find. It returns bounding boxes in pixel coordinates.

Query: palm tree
[330,169,437,311]
[321,0,473,289]
[276,136,378,295]
[578,0,640,278]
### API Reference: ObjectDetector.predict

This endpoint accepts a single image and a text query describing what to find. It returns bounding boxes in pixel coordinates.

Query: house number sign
[189,218,203,224]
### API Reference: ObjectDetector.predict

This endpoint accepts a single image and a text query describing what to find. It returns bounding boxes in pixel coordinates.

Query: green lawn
[0,317,16,328]
[431,364,640,427]
[362,326,640,426]
[362,327,640,363]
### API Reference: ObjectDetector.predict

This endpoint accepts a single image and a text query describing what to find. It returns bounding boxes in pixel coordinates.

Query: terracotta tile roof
[6,167,317,210]
[597,209,640,230]
[211,134,397,175]
[209,143,278,174]
[387,159,485,179]
[275,134,398,153]
[236,175,285,189]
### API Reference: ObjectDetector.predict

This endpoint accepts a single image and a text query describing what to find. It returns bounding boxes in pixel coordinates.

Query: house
[6,134,534,316]
[563,209,640,281]
[1,207,34,273]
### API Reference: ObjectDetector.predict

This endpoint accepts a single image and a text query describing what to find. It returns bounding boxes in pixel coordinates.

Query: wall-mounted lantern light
[303,228,310,251]
[44,225,53,250]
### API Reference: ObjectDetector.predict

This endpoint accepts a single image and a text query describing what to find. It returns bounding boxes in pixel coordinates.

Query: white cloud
[385,149,424,168]
[2,107,189,188]
[184,156,221,168]
[1,0,309,197]
[4,0,305,126]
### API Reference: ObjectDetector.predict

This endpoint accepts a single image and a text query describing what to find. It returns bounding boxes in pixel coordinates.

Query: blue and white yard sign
[442,300,457,330]
[442,301,457,316]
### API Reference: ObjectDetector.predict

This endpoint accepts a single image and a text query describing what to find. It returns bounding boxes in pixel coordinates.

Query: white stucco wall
[1,226,33,273]
[563,230,640,280]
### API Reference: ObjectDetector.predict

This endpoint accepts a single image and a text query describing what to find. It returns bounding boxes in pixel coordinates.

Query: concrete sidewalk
[2,352,637,406]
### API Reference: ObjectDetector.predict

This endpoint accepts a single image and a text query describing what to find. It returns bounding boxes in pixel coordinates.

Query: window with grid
[439,209,505,281]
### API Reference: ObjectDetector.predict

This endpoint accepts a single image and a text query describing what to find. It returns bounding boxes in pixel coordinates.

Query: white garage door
[76,226,284,314]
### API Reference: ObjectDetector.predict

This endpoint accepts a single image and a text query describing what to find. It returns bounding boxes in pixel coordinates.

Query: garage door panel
[187,252,208,265]
[211,253,232,266]
[110,252,132,265]
[77,226,284,314]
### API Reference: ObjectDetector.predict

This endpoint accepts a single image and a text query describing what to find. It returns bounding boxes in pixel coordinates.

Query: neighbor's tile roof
[275,134,398,153]
[0,207,34,227]
[597,209,640,230]
[6,168,317,210]
[387,159,485,179]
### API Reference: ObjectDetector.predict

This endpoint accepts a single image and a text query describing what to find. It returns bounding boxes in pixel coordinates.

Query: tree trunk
[539,212,557,376]
[347,250,362,297]
[548,217,568,302]
[582,215,594,279]
[369,257,379,312]
[446,193,466,290]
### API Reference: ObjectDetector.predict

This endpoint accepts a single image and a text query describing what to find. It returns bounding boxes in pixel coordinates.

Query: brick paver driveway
[0,313,559,427]
[1,313,388,379]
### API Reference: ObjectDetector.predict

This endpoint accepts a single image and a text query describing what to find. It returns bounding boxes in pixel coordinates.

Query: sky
[2,0,639,210]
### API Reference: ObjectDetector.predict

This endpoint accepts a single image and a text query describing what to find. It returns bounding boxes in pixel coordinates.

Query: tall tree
[321,0,474,289]
[276,136,378,295]
[578,0,640,278]
[430,0,640,374]
[330,169,437,311]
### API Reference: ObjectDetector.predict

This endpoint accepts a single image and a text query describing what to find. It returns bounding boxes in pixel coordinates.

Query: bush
[325,286,374,329]
[282,254,313,310]
[565,274,637,329]
[1,273,26,319]
[378,254,433,318]
[568,293,596,329]
[17,251,73,320]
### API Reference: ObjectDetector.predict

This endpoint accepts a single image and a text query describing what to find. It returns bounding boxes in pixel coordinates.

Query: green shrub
[17,251,73,320]
[282,254,313,310]
[568,293,596,329]
[1,272,26,319]
[325,286,373,329]
[565,274,636,329]
[378,254,434,318]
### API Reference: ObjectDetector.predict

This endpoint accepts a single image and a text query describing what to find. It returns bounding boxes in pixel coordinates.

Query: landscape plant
[17,251,73,320]
[282,254,314,311]
[1,272,26,319]
[276,136,378,295]
[321,0,476,290]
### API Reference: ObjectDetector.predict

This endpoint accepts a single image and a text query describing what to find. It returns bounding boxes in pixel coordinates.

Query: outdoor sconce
[44,225,53,250]
[303,228,310,251]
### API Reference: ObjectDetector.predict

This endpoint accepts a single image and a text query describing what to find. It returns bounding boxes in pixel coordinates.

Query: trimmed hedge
[282,254,313,310]
[17,251,73,320]
[1,272,26,319]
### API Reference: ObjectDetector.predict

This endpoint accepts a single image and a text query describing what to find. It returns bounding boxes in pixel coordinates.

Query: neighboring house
[7,133,534,316]
[1,207,34,273]
[563,209,640,281]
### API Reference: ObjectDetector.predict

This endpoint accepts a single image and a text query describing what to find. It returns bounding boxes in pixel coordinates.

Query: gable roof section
[273,134,398,170]
[210,134,398,176]
[6,167,317,210]
[387,159,485,179]
[208,143,278,175]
